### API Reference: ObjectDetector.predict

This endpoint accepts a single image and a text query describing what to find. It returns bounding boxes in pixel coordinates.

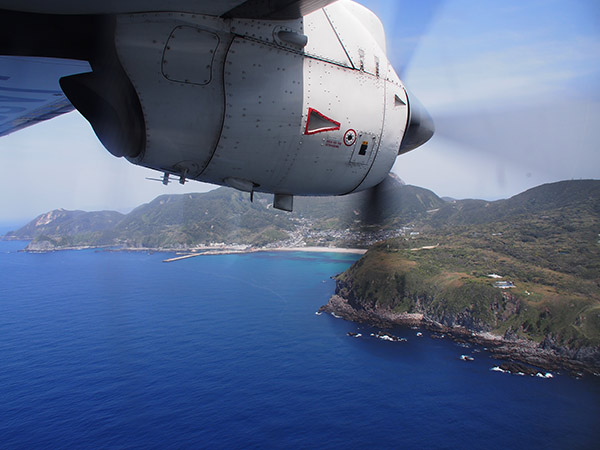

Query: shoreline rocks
[320,294,600,377]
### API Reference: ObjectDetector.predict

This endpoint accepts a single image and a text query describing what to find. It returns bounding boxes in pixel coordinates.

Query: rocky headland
[321,293,598,376]
[320,247,600,376]
[319,180,600,376]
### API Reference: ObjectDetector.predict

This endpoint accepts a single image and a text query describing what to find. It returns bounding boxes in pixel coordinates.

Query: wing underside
[0,56,90,137]
[0,0,338,19]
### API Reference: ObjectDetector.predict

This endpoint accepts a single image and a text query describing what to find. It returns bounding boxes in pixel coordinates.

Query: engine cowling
[106,1,412,197]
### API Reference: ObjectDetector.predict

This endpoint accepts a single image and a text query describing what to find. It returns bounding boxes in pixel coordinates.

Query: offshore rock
[320,293,600,376]
[24,238,58,252]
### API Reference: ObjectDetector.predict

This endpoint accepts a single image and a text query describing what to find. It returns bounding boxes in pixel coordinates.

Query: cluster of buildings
[488,274,515,289]
[265,218,420,249]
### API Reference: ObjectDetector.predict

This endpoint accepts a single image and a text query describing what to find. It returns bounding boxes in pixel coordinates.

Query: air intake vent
[394,94,406,106]
[277,30,308,48]
[304,108,341,135]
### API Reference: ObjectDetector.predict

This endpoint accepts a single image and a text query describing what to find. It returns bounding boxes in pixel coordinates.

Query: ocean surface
[1,240,599,449]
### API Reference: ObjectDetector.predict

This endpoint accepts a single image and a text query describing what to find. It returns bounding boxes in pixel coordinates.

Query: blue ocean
[1,240,599,449]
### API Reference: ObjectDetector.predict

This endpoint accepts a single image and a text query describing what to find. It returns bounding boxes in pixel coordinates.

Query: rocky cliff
[320,225,600,375]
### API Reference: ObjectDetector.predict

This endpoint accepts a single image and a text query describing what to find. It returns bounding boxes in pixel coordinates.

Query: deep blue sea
[1,240,599,449]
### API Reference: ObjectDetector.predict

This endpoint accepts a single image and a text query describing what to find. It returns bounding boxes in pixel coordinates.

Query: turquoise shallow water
[0,241,599,449]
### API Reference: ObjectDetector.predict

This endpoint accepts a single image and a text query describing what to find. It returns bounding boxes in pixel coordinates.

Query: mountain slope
[425,180,600,281]
[292,175,445,227]
[4,178,599,263]
[4,209,124,240]
[429,179,600,226]
[112,189,295,248]
[321,180,600,372]
[5,174,446,249]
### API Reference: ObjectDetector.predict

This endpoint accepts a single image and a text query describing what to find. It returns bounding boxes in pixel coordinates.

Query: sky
[0,0,599,224]
[367,0,600,198]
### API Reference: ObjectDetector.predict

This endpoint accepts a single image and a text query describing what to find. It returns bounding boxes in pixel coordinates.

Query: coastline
[17,242,367,258]
[162,246,367,262]
[11,239,599,376]
[261,246,367,254]
[320,294,600,377]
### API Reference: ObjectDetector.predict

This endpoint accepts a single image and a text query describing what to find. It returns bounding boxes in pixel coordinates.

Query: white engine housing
[114,0,409,196]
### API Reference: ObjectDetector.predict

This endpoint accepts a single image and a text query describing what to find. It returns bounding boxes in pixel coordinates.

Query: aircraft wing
[0,57,90,138]
[0,0,338,20]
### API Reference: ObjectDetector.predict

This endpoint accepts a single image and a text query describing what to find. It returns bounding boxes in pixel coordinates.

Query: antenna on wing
[145,172,171,185]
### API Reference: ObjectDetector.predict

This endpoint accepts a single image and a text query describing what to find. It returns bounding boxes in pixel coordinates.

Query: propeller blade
[430,101,600,180]
[374,0,445,77]
[358,173,405,227]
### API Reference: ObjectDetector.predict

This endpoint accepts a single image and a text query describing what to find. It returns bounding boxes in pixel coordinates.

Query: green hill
[5,209,124,239]
[4,209,124,249]
[429,180,600,226]
[323,180,600,372]
[112,189,294,248]
[293,175,445,228]
[5,174,445,249]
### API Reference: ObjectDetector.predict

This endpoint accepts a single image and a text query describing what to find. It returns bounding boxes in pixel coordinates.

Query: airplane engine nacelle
[103,1,410,198]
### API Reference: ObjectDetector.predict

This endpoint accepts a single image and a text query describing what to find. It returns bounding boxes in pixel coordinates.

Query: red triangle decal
[304,108,341,135]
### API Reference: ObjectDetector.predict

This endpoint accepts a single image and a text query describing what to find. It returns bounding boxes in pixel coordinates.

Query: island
[320,180,600,375]
[4,177,599,375]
